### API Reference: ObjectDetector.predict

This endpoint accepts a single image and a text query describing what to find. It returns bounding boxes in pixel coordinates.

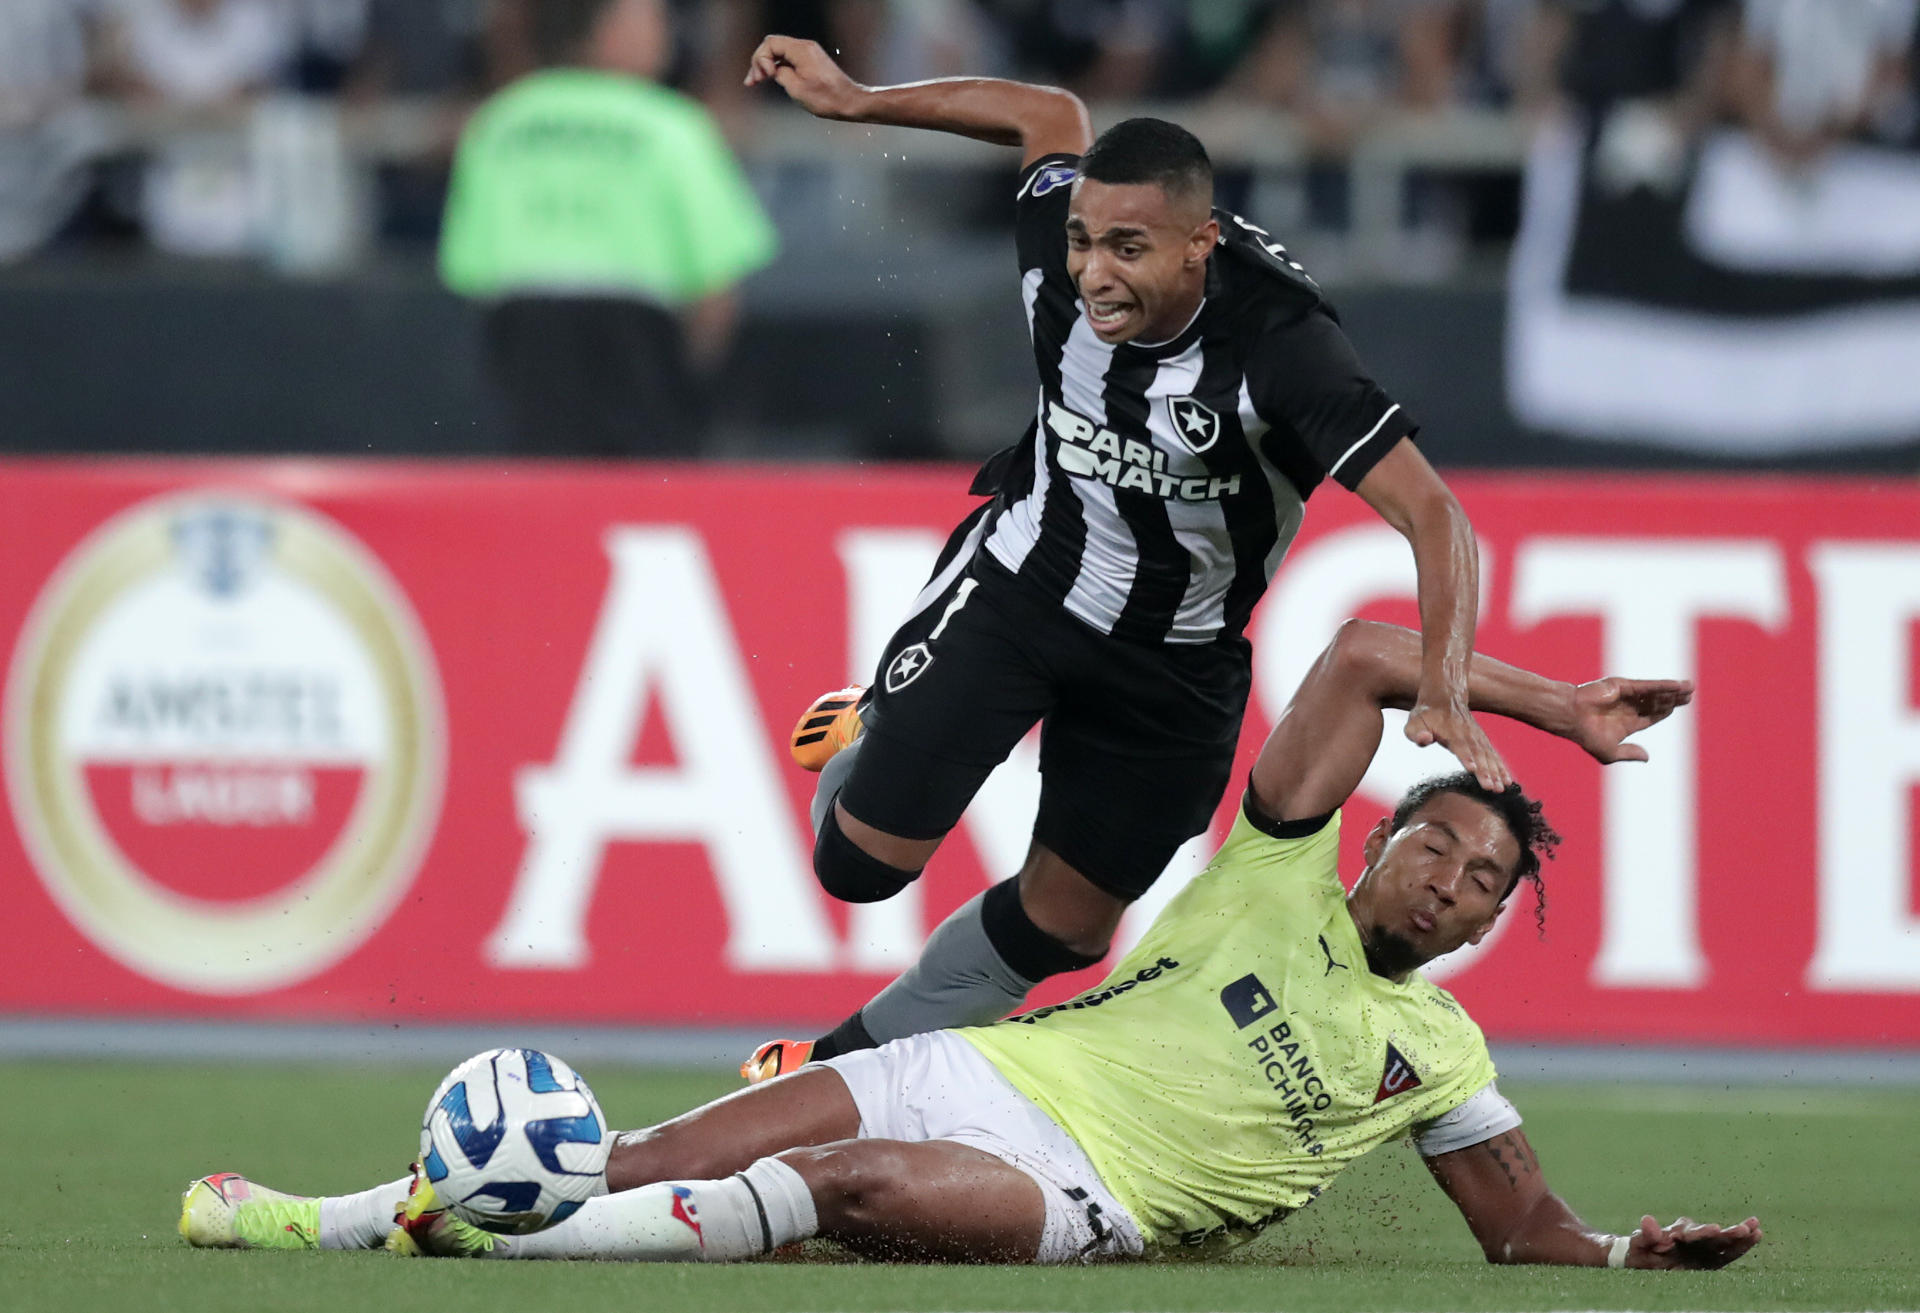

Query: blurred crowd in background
[3,0,1920,465]
[4,0,1917,264]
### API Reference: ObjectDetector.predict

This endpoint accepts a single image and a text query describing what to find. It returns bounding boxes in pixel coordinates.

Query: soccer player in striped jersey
[183,620,1759,1269]
[744,37,1514,1079]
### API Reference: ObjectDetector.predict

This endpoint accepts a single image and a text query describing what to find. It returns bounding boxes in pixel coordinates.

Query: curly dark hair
[1390,772,1560,932]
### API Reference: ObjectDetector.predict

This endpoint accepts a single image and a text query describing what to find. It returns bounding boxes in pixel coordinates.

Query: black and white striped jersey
[976,152,1417,646]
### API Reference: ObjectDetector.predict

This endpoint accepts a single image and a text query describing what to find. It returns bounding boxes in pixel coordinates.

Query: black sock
[979,877,1105,979]
[808,1010,877,1062]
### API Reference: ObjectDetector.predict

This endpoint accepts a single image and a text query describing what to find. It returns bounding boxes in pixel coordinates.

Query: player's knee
[1327,617,1392,678]
[814,805,921,904]
[981,877,1107,981]
[779,1144,909,1231]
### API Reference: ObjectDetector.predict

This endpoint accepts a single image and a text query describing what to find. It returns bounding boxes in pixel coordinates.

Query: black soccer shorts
[837,543,1250,901]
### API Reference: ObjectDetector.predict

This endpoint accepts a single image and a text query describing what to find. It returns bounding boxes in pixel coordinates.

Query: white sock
[316,1175,414,1250]
[735,1157,819,1255]
[505,1157,818,1262]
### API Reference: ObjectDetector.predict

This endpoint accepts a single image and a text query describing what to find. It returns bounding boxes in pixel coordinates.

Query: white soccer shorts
[825,1028,1145,1264]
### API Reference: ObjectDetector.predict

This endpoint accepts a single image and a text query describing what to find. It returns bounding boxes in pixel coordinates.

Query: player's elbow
[1021,86,1092,156]
[1393,482,1467,546]
[1480,1231,1522,1264]
[1365,454,1465,546]
[1472,1211,1541,1265]
[1473,1190,1565,1265]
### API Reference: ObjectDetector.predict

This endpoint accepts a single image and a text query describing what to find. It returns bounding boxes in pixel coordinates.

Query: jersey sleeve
[1412,1080,1523,1157]
[1014,152,1080,279]
[1242,305,1418,492]
[1239,785,1335,844]
[1201,795,1344,893]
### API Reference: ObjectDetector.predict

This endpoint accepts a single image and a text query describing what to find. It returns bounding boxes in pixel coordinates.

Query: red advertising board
[2,460,1916,1045]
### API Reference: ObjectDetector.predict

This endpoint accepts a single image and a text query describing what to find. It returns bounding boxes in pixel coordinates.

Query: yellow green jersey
[960,801,1499,1253]
[440,70,777,303]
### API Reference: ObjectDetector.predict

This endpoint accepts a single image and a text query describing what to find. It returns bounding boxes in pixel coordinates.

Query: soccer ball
[419,1047,611,1234]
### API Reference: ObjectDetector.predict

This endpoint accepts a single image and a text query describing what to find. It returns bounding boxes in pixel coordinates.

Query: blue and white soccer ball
[420,1047,611,1234]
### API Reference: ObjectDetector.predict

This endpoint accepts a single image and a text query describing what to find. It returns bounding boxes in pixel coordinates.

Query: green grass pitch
[2,1060,1914,1312]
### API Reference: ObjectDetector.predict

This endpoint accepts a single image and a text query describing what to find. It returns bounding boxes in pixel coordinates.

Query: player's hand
[1625,1213,1762,1270]
[1568,678,1693,764]
[744,35,867,121]
[1405,693,1511,793]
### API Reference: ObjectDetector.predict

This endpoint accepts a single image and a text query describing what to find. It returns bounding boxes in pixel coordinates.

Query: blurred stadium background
[7,0,1920,467]
[3,0,1919,1187]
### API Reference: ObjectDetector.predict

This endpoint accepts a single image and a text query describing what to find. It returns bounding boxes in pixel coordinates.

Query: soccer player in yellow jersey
[183,621,1760,1270]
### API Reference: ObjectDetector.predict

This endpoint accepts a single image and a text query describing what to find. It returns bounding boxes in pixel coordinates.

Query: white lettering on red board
[1808,544,1920,990]
[1513,540,1789,988]
[494,522,1920,996]
[490,527,833,972]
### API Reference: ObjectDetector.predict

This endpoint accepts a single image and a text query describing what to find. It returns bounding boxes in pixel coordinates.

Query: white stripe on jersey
[1237,378,1268,444]
[995,267,1344,642]
[1328,403,1402,480]
[1054,311,1135,629]
[1141,343,1236,640]
[900,506,992,624]
[1257,470,1309,581]
[992,316,1314,643]
[984,272,1053,574]
[985,388,1045,573]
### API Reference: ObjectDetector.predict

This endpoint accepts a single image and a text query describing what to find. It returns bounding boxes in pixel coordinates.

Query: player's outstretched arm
[745,35,1091,165]
[1249,619,1692,822]
[1424,1126,1762,1269]
[1354,440,1509,793]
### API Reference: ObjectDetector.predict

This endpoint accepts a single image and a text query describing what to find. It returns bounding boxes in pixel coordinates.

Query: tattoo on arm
[1480,1131,1539,1190]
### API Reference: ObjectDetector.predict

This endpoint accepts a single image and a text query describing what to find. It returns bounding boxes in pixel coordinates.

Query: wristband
[1606,1234,1632,1269]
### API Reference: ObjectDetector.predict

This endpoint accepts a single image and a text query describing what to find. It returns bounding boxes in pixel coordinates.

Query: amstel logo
[5,492,445,994]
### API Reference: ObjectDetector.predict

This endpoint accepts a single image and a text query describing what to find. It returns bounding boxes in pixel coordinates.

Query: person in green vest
[440,0,777,457]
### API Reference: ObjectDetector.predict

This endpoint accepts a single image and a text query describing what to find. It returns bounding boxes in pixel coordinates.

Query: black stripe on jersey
[1227,272,1323,504]
[1015,153,1080,276]
[1257,424,1325,504]
[1190,330,1277,643]
[1105,347,1187,642]
[1021,277,1090,606]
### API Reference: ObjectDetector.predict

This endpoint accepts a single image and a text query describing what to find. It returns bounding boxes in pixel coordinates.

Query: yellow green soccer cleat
[178,1173,319,1250]
[385,1165,505,1258]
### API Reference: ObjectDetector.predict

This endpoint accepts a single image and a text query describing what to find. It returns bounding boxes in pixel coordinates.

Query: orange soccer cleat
[788,686,866,772]
[740,1038,815,1084]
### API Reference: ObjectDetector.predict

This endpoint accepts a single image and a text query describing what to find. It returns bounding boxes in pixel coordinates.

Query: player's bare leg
[403,1067,858,1260]
[1013,844,1128,958]
[779,1137,1046,1262]
[607,1066,860,1188]
[381,1069,857,1259]
[832,800,942,870]
[406,1065,1046,1263]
